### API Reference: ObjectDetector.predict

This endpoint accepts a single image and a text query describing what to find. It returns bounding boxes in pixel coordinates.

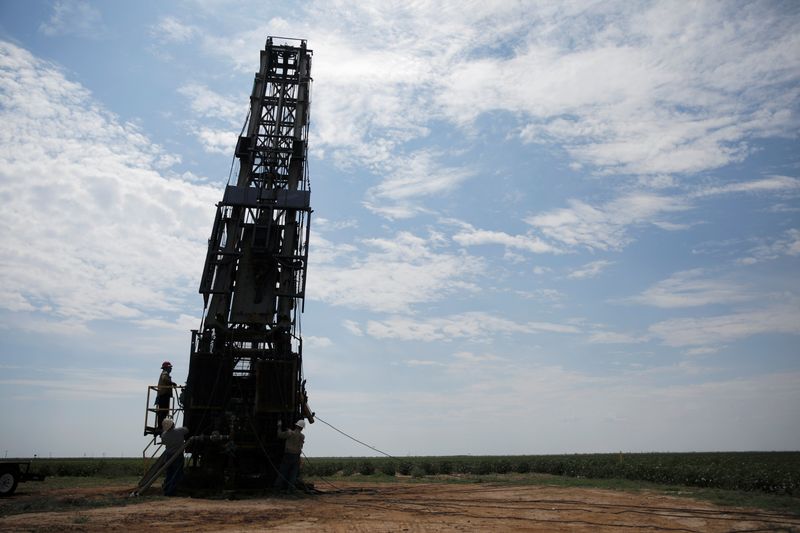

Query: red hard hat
[161,361,172,369]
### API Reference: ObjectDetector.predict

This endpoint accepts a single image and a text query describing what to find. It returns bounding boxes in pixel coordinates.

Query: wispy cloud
[190,125,238,155]
[522,174,799,254]
[568,260,614,280]
[38,0,106,38]
[404,359,444,367]
[506,4,800,176]
[360,153,474,219]
[151,16,198,43]
[178,84,244,125]
[364,151,474,218]
[364,311,580,342]
[525,193,690,251]
[451,220,561,254]
[452,351,504,364]
[401,350,504,371]
[587,330,647,344]
[649,304,800,347]
[305,336,333,349]
[691,176,800,198]
[737,229,800,265]
[515,288,563,304]
[133,314,199,332]
[628,269,752,308]
[0,368,146,399]
[195,2,800,220]
[0,41,219,326]
[307,231,483,313]
[341,320,363,336]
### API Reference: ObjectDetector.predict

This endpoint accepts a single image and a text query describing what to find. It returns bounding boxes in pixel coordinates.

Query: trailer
[0,461,46,497]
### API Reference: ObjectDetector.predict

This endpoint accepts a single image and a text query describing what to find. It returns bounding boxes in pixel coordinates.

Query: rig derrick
[177,37,314,489]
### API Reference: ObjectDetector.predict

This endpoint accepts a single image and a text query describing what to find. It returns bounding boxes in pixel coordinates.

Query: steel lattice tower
[182,37,313,487]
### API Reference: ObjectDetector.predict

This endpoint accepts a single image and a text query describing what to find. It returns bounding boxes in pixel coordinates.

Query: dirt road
[2,481,799,532]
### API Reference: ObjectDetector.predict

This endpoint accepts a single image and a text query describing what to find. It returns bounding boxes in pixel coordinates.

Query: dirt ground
[2,480,799,532]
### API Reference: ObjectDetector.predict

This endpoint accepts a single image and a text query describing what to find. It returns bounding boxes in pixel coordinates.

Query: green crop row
[13,458,151,478]
[13,451,799,496]
[301,452,800,496]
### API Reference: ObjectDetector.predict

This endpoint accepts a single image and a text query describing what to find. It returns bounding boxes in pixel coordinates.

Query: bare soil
[2,480,799,532]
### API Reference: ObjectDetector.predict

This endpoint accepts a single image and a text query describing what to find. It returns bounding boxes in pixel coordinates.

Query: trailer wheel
[0,469,19,497]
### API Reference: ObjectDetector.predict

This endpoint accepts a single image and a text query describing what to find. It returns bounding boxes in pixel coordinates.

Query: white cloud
[178,84,244,125]
[515,288,563,303]
[649,305,800,347]
[404,359,444,367]
[365,151,473,202]
[361,151,475,219]
[38,0,105,38]
[736,229,800,265]
[191,125,238,154]
[503,4,800,176]
[452,223,561,254]
[305,335,333,349]
[451,351,503,364]
[307,231,484,313]
[152,16,198,43]
[401,351,504,372]
[0,316,90,337]
[314,217,359,231]
[587,330,646,344]
[519,174,799,254]
[364,311,580,342]
[629,269,752,308]
[526,193,690,251]
[361,201,429,221]
[133,314,199,332]
[0,41,220,325]
[692,176,800,198]
[341,320,363,336]
[196,2,800,221]
[567,259,614,280]
[0,368,145,399]
[684,346,721,356]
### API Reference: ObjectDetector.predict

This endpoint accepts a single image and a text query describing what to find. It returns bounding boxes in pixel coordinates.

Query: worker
[155,361,176,432]
[274,419,305,490]
[160,418,188,496]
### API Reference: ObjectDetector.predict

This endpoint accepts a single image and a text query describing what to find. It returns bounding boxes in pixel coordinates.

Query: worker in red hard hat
[155,361,176,432]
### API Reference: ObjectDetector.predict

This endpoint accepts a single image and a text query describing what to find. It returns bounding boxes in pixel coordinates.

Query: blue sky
[0,0,798,458]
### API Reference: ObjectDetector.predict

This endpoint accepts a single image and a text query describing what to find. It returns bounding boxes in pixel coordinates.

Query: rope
[301,451,343,492]
[227,110,251,186]
[247,415,298,491]
[314,415,397,460]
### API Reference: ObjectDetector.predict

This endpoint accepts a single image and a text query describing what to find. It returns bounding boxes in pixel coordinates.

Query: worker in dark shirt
[155,361,176,431]
[160,418,188,496]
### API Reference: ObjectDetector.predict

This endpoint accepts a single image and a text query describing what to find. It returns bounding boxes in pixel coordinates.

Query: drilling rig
[157,37,314,489]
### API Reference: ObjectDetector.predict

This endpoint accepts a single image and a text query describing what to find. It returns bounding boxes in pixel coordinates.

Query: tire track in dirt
[1,481,798,532]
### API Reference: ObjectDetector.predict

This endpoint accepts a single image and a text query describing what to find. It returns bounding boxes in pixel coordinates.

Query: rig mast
[182,37,313,487]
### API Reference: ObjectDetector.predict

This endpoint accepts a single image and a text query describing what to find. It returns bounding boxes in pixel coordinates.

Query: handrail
[142,384,185,475]
[143,384,185,434]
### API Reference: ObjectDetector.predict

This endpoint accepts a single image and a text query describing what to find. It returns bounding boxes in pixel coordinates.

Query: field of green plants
[301,452,800,496]
[16,451,800,496]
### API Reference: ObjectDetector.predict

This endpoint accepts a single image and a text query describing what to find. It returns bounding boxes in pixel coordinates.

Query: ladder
[130,438,193,497]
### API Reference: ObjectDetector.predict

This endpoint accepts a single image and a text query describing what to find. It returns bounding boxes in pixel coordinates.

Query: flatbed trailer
[0,461,46,496]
